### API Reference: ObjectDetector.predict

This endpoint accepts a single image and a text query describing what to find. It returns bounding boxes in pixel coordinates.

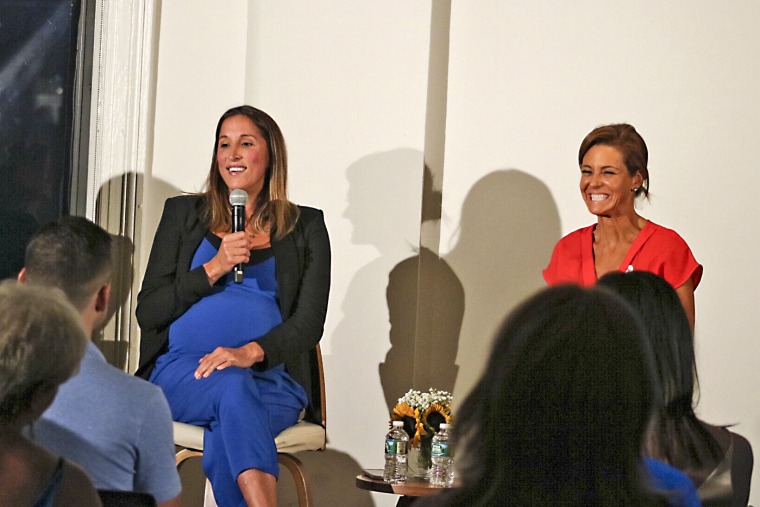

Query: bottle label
[432,441,450,457]
[385,439,407,455]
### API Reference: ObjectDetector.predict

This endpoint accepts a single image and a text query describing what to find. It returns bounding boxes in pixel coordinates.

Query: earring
[631,187,638,193]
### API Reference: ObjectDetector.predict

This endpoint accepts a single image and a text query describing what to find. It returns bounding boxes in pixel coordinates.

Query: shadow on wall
[443,170,561,402]
[383,165,463,408]
[96,230,135,366]
[177,449,374,507]
[94,173,181,370]
[330,148,427,417]
[277,449,374,507]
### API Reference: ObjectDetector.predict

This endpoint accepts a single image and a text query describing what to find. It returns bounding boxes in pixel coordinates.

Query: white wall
[148,2,431,505]
[143,1,760,504]
[244,5,432,506]
[441,0,760,502]
[142,1,250,257]
[242,0,432,500]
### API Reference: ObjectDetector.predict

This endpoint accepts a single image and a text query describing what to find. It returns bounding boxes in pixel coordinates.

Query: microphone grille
[229,189,248,206]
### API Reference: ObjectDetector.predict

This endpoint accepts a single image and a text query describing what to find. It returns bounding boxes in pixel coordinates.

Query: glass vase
[407,438,433,479]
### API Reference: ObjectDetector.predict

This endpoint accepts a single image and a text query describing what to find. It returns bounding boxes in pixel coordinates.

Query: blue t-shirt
[35,342,181,502]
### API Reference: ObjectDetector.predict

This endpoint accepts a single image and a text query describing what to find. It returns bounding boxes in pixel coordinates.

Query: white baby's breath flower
[397,387,452,411]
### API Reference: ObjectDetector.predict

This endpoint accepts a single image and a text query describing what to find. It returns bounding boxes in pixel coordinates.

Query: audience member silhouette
[20,216,181,506]
[598,271,753,507]
[415,284,699,506]
[0,281,101,506]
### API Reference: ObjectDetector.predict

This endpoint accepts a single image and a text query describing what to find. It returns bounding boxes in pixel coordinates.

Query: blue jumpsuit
[150,236,307,507]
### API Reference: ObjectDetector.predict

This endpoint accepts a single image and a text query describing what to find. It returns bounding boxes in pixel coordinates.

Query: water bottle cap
[392,421,404,428]
[439,423,451,430]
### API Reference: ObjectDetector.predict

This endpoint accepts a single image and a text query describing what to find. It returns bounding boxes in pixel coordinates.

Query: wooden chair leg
[278,453,312,507]
[176,448,203,468]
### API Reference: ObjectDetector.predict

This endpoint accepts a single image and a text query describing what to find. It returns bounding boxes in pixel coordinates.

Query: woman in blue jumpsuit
[136,105,331,507]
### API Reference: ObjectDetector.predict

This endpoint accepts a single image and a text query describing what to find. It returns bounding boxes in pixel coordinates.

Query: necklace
[246,227,271,247]
[246,223,258,239]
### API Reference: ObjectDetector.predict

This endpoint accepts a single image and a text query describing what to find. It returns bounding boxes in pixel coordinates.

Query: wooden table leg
[396,496,417,507]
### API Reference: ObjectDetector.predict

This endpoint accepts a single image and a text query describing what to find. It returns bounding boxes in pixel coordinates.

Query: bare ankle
[237,468,277,507]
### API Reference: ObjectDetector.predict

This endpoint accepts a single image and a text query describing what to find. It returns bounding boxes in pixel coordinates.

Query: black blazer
[135,195,330,422]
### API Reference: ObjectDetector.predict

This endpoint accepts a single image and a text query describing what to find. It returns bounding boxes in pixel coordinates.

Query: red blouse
[543,221,702,289]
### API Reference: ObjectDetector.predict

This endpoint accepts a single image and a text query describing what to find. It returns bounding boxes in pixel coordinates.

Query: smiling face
[579,144,642,218]
[216,114,269,201]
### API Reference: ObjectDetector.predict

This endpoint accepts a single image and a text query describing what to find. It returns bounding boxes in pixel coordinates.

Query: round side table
[356,469,452,506]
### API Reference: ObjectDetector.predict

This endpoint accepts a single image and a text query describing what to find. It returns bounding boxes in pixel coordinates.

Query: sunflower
[391,402,426,447]
[421,403,451,433]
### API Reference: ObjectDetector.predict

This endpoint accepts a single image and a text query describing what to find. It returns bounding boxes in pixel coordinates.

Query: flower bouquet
[390,388,453,477]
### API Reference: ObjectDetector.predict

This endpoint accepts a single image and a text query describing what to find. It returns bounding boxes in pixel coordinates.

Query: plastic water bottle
[430,423,454,486]
[383,421,409,483]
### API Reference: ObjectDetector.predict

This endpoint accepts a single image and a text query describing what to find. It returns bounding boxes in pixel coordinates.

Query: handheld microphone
[229,189,248,283]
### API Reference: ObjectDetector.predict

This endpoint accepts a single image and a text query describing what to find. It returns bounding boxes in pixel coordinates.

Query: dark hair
[202,105,299,240]
[579,123,650,199]
[451,284,661,506]
[24,216,112,310]
[597,271,722,472]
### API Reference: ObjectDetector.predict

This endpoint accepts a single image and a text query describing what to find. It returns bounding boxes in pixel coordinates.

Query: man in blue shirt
[19,216,181,507]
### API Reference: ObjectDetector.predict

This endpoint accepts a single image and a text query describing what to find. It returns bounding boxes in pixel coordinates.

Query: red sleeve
[659,231,702,290]
[639,225,703,290]
[543,229,586,286]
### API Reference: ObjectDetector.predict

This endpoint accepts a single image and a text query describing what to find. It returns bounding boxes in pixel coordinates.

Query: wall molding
[88,0,160,372]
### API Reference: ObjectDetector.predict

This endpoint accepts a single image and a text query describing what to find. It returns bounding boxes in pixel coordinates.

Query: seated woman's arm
[194,209,331,378]
[136,198,213,333]
[256,209,331,367]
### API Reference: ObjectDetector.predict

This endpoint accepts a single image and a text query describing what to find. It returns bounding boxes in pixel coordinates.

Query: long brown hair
[597,272,723,476]
[450,285,664,506]
[201,105,299,239]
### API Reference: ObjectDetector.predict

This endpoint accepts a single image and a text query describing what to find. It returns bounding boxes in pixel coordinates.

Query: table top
[355,469,451,497]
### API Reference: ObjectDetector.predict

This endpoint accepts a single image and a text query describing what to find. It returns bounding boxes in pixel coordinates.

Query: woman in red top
[543,123,702,329]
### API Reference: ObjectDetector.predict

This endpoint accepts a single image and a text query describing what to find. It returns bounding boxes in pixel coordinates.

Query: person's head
[597,271,694,411]
[19,216,112,333]
[203,105,297,239]
[454,284,658,506]
[578,123,649,199]
[595,271,721,470]
[0,281,87,427]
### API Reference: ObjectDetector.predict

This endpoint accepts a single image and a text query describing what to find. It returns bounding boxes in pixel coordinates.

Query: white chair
[174,345,327,507]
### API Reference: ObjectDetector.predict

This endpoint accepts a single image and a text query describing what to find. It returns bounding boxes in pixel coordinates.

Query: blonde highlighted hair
[202,105,299,239]
[0,281,87,424]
